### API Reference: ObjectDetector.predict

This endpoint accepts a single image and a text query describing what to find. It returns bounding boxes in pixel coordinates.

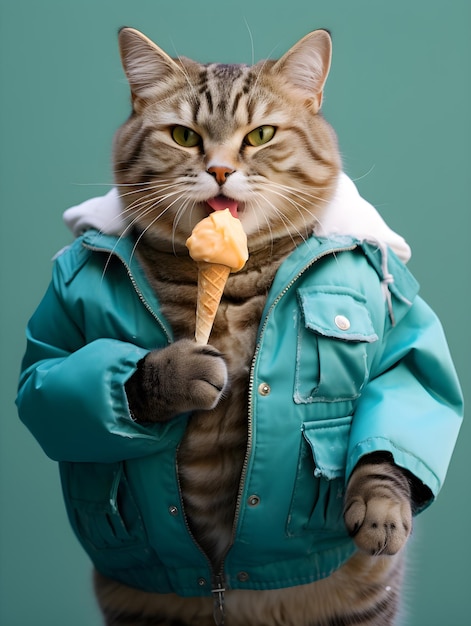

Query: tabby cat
[94,27,424,625]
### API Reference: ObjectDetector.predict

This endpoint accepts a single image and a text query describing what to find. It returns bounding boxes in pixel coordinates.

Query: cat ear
[118,27,182,99]
[274,30,332,111]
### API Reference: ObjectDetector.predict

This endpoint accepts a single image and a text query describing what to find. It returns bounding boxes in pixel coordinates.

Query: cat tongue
[206,195,239,218]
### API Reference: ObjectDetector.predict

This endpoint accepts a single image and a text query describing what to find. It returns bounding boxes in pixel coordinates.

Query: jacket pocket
[60,461,152,570]
[286,416,352,537]
[294,287,378,404]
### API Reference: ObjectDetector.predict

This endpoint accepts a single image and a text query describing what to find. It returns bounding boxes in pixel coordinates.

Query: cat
[86,27,428,626]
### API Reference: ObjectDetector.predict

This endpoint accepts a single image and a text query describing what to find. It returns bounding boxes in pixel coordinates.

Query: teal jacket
[16,230,463,596]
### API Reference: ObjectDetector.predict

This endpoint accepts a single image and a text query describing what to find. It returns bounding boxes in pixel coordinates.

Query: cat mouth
[205,195,239,218]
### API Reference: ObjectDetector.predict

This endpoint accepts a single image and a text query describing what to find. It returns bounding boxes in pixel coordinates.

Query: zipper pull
[211,574,226,626]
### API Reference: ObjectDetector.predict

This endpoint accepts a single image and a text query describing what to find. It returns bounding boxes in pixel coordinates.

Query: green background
[1,1,469,624]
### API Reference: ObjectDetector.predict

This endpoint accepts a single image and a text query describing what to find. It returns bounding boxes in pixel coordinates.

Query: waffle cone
[195,262,231,344]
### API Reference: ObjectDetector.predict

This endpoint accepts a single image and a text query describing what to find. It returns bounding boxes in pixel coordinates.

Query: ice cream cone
[195,262,231,344]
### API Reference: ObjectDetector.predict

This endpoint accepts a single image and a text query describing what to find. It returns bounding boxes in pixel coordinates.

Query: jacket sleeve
[16,260,185,464]
[346,294,463,509]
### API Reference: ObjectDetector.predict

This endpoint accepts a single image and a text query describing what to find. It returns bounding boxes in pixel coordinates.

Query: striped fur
[99,28,414,625]
[113,28,340,253]
[95,549,406,626]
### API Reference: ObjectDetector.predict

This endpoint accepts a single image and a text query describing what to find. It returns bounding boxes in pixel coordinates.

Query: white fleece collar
[314,172,411,263]
[63,187,124,239]
[63,173,411,263]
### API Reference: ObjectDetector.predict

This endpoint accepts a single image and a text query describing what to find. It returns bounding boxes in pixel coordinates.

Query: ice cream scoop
[186,209,248,344]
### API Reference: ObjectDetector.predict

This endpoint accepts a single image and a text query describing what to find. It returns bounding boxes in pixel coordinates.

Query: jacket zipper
[174,451,227,625]
[222,242,359,581]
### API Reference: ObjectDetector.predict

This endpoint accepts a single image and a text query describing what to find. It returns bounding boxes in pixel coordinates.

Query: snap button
[168,505,179,516]
[237,571,250,582]
[334,315,350,331]
[247,495,260,507]
[258,382,271,396]
[197,577,207,587]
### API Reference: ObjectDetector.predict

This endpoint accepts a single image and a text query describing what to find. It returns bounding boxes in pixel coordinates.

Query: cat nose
[207,165,234,185]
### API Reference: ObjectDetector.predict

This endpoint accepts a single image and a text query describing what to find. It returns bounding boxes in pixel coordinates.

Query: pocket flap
[302,415,352,480]
[298,288,378,342]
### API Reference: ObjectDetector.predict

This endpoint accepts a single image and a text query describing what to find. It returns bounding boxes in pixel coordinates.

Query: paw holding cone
[186,209,248,344]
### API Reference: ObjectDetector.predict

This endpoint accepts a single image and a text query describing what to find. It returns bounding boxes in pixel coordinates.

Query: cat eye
[172,125,202,148]
[244,125,276,147]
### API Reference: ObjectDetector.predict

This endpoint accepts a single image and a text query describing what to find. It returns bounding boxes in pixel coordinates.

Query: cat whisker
[261,185,319,236]
[166,42,200,108]
[75,181,173,189]
[249,193,277,254]
[350,164,376,183]
[129,192,191,263]
[266,179,334,205]
[97,189,189,279]
[246,38,285,109]
[117,180,182,198]
[261,180,343,244]
[171,197,198,254]
[119,183,185,213]
[252,190,308,249]
[243,16,255,66]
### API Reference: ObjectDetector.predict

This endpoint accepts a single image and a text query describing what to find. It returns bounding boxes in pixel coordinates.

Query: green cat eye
[172,126,201,147]
[245,125,276,147]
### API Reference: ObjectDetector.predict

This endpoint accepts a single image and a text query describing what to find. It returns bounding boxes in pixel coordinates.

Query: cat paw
[175,340,229,411]
[126,339,228,422]
[344,495,412,555]
[343,459,413,556]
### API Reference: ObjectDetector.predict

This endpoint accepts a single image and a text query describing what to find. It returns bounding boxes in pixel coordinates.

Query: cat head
[114,27,341,253]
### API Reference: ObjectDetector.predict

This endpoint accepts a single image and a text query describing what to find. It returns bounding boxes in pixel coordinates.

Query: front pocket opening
[62,461,147,552]
[302,415,353,481]
[286,416,353,536]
